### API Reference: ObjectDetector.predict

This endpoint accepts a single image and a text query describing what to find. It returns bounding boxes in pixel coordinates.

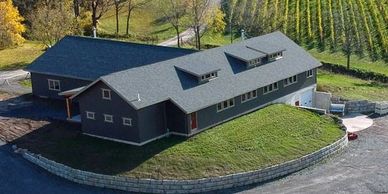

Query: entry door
[190,112,197,130]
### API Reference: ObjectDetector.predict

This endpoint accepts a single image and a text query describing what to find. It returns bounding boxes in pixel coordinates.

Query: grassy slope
[16,104,344,179]
[309,48,388,76]
[99,3,179,43]
[0,41,44,70]
[317,70,388,101]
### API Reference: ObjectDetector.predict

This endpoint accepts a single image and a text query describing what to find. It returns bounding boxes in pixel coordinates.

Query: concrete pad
[342,113,374,132]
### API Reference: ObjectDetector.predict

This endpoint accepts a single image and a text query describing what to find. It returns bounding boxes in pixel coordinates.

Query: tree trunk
[126,8,132,35]
[73,0,80,17]
[175,27,180,48]
[92,2,98,31]
[115,4,119,37]
[196,25,201,50]
[347,52,350,69]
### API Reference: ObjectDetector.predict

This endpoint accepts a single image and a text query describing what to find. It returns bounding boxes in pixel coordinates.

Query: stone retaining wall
[345,100,376,114]
[20,134,348,194]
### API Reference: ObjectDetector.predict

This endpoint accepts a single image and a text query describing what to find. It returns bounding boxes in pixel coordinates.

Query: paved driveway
[221,114,388,194]
[0,143,126,194]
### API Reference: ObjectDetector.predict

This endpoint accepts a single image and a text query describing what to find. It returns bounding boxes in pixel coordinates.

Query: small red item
[348,132,358,141]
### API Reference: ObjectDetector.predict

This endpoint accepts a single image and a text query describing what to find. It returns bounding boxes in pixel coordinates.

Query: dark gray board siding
[77,81,140,143]
[165,101,188,134]
[195,69,317,131]
[137,102,168,142]
[31,72,92,99]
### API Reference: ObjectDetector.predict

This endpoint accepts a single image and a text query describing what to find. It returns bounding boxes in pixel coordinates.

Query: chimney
[92,27,97,38]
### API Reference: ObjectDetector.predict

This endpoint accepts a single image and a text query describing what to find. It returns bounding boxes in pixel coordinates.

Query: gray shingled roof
[98,31,321,113]
[225,46,266,61]
[174,60,220,76]
[26,36,196,80]
[246,41,286,54]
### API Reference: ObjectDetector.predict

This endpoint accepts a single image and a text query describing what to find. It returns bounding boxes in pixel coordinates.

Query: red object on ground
[348,132,358,141]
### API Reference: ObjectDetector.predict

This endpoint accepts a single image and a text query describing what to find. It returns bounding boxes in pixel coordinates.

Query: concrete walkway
[342,113,374,133]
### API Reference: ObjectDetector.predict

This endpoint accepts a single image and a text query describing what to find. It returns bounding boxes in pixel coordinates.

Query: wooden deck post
[66,97,72,119]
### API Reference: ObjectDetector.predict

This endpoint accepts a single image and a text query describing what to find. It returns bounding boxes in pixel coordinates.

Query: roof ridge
[64,35,197,52]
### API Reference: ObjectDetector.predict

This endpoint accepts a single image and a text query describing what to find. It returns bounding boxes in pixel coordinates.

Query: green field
[99,3,182,43]
[0,41,44,70]
[309,49,388,76]
[15,104,344,179]
[317,70,388,101]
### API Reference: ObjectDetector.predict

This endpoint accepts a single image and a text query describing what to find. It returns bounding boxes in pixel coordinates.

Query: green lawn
[0,41,44,70]
[317,70,388,101]
[99,3,182,43]
[19,79,32,88]
[308,49,388,76]
[15,104,344,179]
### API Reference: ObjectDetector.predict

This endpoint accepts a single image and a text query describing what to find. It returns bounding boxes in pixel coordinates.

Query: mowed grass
[15,104,344,179]
[0,41,44,70]
[99,4,179,42]
[317,70,388,101]
[309,49,388,76]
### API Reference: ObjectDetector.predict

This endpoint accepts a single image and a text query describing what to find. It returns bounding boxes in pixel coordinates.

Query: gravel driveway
[220,114,388,194]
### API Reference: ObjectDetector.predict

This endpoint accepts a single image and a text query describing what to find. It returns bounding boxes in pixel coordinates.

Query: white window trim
[86,111,95,120]
[217,98,235,112]
[102,88,111,100]
[48,79,61,91]
[241,90,258,103]
[263,82,279,95]
[104,114,113,123]
[284,75,298,87]
[122,117,132,126]
[200,72,218,82]
[306,70,314,78]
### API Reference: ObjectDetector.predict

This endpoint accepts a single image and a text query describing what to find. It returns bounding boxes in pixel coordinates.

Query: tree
[157,0,188,47]
[28,0,75,47]
[86,0,112,33]
[125,0,152,35]
[209,8,226,34]
[188,0,211,50]
[113,0,126,36]
[0,0,25,49]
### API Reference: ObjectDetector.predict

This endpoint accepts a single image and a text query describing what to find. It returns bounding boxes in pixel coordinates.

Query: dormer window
[269,52,283,61]
[248,58,261,67]
[200,72,218,82]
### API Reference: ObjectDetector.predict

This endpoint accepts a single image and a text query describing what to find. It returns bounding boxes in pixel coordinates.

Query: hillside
[223,0,388,61]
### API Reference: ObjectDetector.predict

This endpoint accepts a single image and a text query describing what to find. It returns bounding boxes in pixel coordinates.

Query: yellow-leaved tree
[0,0,25,49]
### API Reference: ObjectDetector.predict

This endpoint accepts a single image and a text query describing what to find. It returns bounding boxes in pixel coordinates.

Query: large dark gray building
[27,31,321,146]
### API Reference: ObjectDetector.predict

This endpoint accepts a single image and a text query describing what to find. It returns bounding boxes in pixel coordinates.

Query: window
[200,72,218,82]
[269,52,283,61]
[284,75,298,87]
[217,98,235,112]
[263,82,279,94]
[102,89,111,100]
[104,114,113,123]
[248,58,261,66]
[122,117,132,126]
[86,111,95,120]
[306,70,314,78]
[48,79,60,91]
[241,90,257,103]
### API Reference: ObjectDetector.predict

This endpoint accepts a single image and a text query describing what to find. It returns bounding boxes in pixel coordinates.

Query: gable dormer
[246,42,285,62]
[175,63,220,84]
[225,46,266,69]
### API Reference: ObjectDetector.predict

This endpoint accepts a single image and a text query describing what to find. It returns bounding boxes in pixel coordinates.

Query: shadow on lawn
[11,121,186,176]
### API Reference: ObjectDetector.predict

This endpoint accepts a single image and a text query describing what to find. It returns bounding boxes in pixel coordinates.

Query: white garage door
[301,89,313,107]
